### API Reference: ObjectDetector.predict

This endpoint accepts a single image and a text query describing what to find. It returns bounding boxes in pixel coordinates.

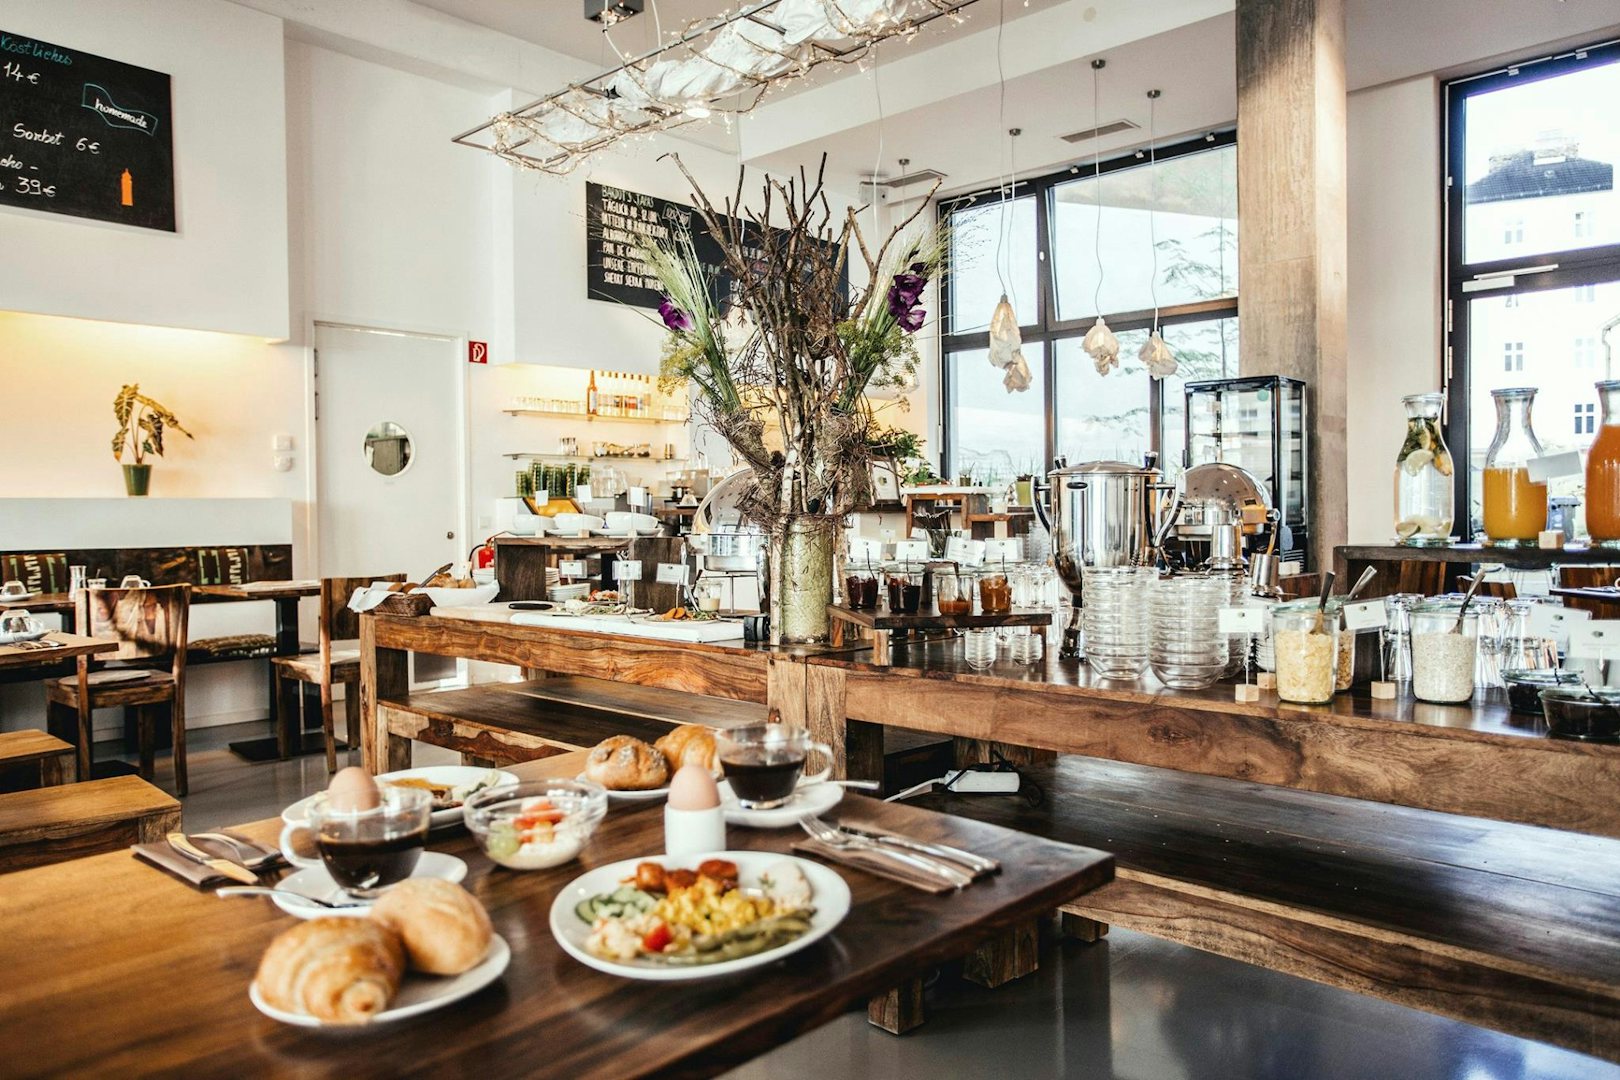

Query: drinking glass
[962,629,999,670]
[716,724,833,809]
[977,571,1012,615]
[68,566,87,600]
[1009,628,1044,665]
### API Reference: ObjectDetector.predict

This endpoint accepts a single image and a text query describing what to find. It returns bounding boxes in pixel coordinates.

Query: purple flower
[658,298,692,332]
[908,261,927,275]
[886,269,929,333]
[895,305,927,333]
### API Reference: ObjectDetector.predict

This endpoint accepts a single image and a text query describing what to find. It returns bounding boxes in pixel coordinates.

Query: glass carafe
[1481,387,1547,546]
[1394,393,1454,545]
[1587,380,1620,546]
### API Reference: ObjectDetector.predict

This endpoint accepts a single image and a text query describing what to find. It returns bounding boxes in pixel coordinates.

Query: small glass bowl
[1500,669,1583,715]
[462,779,607,870]
[1539,686,1620,743]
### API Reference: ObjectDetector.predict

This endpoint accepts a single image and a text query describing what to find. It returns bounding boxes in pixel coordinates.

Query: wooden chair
[272,574,405,772]
[45,585,191,795]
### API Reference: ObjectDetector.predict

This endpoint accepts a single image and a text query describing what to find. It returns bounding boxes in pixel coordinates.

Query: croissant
[254,918,405,1024]
[655,724,718,774]
[369,879,493,976]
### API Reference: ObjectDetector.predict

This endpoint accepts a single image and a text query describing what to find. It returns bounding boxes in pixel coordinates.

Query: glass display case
[1183,376,1308,566]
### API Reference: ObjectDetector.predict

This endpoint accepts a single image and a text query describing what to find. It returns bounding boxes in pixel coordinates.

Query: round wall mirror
[364,421,413,477]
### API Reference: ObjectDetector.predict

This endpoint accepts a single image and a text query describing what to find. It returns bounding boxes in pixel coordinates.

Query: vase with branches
[644,155,945,642]
[112,384,192,496]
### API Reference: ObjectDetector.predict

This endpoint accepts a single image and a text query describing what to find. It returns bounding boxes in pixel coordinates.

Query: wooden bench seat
[0,776,182,873]
[378,677,768,771]
[915,755,1620,1061]
[0,730,76,788]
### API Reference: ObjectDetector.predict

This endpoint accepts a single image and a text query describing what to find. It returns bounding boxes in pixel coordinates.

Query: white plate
[0,626,49,644]
[576,773,670,803]
[0,591,40,603]
[250,934,510,1028]
[282,767,516,830]
[718,781,844,828]
[271,852,467,919]
[549,851,850,982]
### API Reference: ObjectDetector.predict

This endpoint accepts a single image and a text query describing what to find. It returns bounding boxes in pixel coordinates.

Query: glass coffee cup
[716,724,834,809]
[278,786,432,895]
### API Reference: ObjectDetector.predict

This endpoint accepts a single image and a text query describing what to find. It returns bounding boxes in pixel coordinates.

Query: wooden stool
[0,730,77,787]
[0,776,181,873]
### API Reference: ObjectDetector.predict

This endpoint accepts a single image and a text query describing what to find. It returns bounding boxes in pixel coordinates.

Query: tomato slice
[642,922,672,954]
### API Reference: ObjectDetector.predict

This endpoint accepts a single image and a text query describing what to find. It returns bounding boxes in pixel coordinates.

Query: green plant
[112,384,192,465]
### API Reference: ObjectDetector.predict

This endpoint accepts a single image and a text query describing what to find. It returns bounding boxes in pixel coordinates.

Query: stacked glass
[1081,567,1154,680]
[1220,569,1250,679]
[1150,573,1230,690]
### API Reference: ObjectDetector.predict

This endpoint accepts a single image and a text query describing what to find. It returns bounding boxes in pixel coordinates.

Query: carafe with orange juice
[1587,380,1620,546]
[1481,387,1547,546]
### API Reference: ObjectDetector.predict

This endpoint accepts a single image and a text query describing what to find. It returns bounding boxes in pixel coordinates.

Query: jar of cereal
[1272,601,1339,705]
[1409,601,1478,704]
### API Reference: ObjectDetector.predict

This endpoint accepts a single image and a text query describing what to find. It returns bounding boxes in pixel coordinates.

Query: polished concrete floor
[115,724,1620,1080]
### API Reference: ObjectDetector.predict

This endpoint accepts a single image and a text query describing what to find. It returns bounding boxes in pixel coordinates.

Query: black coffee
[721,750,805,805]
[318,830,426,891]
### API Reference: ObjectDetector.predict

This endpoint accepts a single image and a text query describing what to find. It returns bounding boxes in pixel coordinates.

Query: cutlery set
[796,815,999,892]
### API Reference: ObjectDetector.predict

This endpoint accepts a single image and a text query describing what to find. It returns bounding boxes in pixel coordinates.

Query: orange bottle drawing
[120,169,133,207]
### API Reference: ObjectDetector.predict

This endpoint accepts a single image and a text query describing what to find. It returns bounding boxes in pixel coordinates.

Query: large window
[941,133,1238,484]
[1446,40,1620,538]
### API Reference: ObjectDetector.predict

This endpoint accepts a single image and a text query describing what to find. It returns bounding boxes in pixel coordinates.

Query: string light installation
[452,0,987,174]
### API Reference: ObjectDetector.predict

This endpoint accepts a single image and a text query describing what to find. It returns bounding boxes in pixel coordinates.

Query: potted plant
[112,384,192,496]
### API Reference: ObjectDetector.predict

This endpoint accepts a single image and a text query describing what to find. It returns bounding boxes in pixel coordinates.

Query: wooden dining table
[0,752,1113,1079]
[0,632,117,780]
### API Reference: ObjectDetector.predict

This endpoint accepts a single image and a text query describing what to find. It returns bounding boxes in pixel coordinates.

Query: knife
[166,833,258,885]
[837,826,1001,877]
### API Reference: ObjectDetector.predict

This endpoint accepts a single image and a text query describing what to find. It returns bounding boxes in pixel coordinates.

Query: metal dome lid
[693,468,765,536]
[1178,462,1271,519]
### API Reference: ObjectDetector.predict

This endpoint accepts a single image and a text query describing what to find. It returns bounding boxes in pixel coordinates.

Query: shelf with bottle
[503,451,683,461]
[501,407,691,425]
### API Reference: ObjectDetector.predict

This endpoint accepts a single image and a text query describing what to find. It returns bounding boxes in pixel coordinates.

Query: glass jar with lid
[1271,601,1338,704]
[1481,387,1548,546]
[934,567,974,616]
[1409,601,1478,704]
[1393,393,1454,545]
[1381,593,1423,683]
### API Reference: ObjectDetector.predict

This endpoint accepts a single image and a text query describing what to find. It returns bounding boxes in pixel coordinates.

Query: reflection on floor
[111,724,1620,1080]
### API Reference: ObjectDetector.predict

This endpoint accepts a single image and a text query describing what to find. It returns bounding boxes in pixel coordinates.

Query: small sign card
[1342,600,1386,632]
[612,560,642,582]
[893,539,929,562]
[558,559,587,578]
[944,537,986,566]
[848,537,884,566]
[1217,606,1265,634]
[983,538,1022,562]
[1529,603,1588,646]
[655,562,689,585]
[1567,620,1620,661]
[575,483,594,503]
[1526,451,1582,484]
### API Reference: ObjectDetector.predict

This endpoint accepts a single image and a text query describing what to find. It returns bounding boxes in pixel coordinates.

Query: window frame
[939,129,1239,479]
[1443,38,1620,538]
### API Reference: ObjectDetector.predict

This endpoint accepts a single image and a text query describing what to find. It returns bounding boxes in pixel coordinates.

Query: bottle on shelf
[1393,392,1454,545]
[1588,379,1620,545]
[587,369,599,416]
[1481,387,1547,546]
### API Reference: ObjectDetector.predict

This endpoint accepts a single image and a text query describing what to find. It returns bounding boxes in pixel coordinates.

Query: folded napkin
[792,838,957,894]
[132,833,283,889]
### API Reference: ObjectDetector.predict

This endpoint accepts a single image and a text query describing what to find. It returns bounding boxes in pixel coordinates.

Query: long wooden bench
[377,677,768,771]
[0,776,181,873]
[915,755,1620,1062]
[0,730,76,788]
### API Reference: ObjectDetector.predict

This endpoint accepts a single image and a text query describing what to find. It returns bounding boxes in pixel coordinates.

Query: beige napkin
[132,834,282,889]
[791,838,957,894]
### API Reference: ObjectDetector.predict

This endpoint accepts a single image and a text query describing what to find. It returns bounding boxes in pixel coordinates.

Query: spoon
[1313,571,1336,634]
[1343,566,1378,605]
[215,886,367,909]
[1452,564,1501,634]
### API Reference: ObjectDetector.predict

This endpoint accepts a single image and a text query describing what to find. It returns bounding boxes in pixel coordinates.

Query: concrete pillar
[1236,0,1349,573]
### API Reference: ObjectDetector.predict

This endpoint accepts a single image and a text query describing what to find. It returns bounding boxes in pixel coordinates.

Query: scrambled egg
[652,877,778,940]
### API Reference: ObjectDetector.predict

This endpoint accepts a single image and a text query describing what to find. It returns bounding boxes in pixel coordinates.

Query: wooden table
[1,633,117,781]
[0,591,74,616]
[196,581,322,760]
[0,756,1112,1078]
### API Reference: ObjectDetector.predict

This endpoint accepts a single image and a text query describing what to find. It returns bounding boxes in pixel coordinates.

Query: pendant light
[1082,58,1120,375]
[1138,88,1178,379]
[983,0,1029,392]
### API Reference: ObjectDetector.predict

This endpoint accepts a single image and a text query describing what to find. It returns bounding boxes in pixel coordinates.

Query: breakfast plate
[270,852,468,919]
[718,781,843,828]
[250,934,510,1028]
[550,851,850,982]
[576,774,670,803]
[283,766,515,831]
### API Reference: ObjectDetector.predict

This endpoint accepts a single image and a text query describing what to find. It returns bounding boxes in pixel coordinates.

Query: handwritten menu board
[0,30,174,231]
[586,181,842,311]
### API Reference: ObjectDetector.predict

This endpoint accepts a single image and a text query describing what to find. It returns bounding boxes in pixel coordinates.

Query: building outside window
[1446,40,1620,538]
[941,133,1238,485]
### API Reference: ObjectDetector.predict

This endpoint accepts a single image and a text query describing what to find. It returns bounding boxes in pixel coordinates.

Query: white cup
[0,580,27,598]
[119,576,151,588]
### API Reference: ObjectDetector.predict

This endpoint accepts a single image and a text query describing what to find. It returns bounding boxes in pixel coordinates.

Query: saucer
[270,851,467,919]
[0,591,39,603]
[717,780,843,827]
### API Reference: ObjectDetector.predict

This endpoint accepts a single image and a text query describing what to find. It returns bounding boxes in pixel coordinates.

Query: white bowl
[553,513,605,534]
[605,512,660,533]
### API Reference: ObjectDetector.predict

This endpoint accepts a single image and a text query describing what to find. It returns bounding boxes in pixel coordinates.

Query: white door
[315,324,466,580]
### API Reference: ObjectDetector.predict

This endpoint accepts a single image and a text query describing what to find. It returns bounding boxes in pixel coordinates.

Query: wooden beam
[1237,0,1349,571]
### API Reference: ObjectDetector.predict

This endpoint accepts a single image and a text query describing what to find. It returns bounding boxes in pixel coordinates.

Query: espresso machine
[1162,462,1280,593]
[1035,458,1174,658]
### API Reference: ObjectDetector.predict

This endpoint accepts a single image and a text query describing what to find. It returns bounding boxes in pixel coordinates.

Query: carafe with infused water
[1393,393,1454,545]
[1481,387,1547,546]
[1588,380,1620,546]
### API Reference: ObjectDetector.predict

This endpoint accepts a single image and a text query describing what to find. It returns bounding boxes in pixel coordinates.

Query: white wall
[1344,76,1444,542]
[0,0,290,339]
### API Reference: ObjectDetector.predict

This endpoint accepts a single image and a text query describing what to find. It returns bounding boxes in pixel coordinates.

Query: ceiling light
[585,0,642,26]
[684,103,712,119]
[1058,118,1138,144]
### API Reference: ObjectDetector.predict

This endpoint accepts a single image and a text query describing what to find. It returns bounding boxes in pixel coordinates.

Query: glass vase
[768,518,835,645]
[1481,387,1547,546]
[1393,392,1454,545]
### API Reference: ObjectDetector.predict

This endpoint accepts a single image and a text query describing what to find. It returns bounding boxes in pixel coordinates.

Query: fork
[799,816,972,888]
[191,831,281,868]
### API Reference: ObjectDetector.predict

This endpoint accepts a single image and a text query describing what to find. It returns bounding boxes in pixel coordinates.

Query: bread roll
[655,724,718,774]
[254,918,405,1024]
[369,879,493,975]
[585,735,669,790]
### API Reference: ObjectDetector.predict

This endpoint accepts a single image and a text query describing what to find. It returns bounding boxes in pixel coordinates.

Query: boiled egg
[327,766,381,812]
[667,763,720,811]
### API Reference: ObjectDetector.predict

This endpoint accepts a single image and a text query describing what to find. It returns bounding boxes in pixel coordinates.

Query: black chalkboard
[0,30,174,231]
[587,181,843,311]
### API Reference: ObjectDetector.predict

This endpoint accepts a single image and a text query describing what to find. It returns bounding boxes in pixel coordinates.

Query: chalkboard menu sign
[587,181,842,311]
[0,30,175,231]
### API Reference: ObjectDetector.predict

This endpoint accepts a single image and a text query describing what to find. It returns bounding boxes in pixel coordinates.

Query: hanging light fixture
[1138,88,1178,379]
[984,0,1029,392]
[1082,58,1120,376]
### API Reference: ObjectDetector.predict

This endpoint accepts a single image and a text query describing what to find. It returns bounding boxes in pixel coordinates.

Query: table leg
[962,918,1040,988]
[868,978,925,1034]
[872,629,891,666]
[1059,911,1110,943]
[75,653,93,782]
[361,615,410,774]
[266,596,299,729]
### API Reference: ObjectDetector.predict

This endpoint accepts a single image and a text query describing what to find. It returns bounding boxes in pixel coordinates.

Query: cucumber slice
[575,899,599,923]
